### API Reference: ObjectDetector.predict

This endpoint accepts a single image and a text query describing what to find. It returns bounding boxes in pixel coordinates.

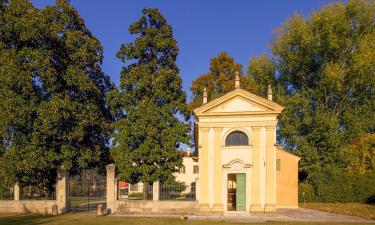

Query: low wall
[0,200,56,214]
[115,200,198,215]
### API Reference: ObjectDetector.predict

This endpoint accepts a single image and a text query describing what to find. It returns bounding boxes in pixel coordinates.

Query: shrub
[128,192,144,200]
[299,167,375,203]
[299,183,318,203]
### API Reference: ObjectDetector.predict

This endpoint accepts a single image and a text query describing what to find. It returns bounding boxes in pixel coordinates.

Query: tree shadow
[0,214,54,225]
[366,194,375,204]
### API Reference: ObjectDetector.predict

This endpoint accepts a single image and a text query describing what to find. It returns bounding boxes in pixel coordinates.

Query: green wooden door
[236,173,246,211]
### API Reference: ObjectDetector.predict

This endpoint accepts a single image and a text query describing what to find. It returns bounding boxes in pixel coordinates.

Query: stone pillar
[14,184,19,201]
[212,127,224,211]
[56,166,69,214]
[265,126,277,212]
[250,126,262,212]
[106,164,116,214]
[198,127,210,211]
[153,180,159,201]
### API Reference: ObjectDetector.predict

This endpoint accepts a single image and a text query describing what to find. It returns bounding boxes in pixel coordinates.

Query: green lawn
[0,214,372,225]
[301,203,375,220]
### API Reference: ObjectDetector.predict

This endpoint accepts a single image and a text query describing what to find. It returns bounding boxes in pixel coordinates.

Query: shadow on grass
[0,214,54,225]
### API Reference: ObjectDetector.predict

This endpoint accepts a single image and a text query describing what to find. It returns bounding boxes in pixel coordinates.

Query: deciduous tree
[342,134,375,175]
[190,52,255,109]
[249,0,375,174]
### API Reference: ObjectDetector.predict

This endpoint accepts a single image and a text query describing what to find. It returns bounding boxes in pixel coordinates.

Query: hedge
[299,167,375,203]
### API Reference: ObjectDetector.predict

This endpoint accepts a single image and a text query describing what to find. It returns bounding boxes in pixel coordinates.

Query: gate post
[56,166,69,214]
[106,164,116,214]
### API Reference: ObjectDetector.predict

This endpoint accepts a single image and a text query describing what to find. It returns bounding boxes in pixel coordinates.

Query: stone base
[264,204,277,212]
[211,203,224,211]
[250,204,263,212]
[199,203,211,211]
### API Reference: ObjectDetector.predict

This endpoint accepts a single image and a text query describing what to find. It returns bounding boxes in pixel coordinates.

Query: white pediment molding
[193,88,283,116]
[223,159,251,169]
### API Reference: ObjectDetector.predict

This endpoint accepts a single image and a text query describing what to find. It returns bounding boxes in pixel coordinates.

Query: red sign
[118,181,128,189]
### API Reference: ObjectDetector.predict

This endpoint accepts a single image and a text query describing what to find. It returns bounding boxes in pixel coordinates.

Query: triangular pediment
[208,95,268,113]
[193,88,283,116]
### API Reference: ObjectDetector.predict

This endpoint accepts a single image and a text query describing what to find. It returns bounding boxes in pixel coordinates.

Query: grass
[301,203,375,220]
[0,214,373,225]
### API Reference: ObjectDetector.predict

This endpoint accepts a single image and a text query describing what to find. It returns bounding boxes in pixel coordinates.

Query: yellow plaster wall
[276,148,300,208]
[194,88,286,212]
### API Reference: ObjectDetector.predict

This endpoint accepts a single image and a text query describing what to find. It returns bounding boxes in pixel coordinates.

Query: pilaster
[264,126,277,212]
[212,127,224,211]
[198,127,211,211]
[250,126,263,212]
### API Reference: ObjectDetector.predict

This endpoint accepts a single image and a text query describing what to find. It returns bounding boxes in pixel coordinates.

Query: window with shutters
[193,165,199,174]
[179,166,185,174]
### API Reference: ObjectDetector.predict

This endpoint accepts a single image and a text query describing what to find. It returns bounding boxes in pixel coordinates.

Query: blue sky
[31,0,332,102]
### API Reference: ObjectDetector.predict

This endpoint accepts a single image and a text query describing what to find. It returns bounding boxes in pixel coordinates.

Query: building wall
[174,157,199,186]
[196,113,278,212]
[276,148,300,208]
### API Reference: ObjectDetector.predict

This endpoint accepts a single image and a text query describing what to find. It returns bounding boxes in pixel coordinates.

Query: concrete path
[111,208,374,223]
[187,208,374,223]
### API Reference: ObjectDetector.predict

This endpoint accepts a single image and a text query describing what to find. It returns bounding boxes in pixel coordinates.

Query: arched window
[225,131,249,146]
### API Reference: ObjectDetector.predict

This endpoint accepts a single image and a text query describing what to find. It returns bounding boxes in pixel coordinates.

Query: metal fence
[118,182,153,200]
[69,170,107,213]
[69,180,106,213]
[0,186,14,200]
[159,183,196,201]
[20,185,56,200]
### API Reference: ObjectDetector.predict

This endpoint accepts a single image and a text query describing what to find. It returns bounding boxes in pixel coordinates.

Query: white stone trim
[222,158,252,212]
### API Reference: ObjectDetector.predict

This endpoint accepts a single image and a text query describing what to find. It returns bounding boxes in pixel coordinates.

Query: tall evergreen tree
[248,0,375,174]
[108,8,190,184]
[0,0,112,187]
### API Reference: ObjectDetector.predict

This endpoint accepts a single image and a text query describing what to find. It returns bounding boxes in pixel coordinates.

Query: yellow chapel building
[193,75,300,213]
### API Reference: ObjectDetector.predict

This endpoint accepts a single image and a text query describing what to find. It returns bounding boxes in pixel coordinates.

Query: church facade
[193,75,299,213]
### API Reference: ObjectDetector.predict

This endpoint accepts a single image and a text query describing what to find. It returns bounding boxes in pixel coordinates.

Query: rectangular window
[193,165,199,174]
[179,166,185,174]
[276,159,281,171]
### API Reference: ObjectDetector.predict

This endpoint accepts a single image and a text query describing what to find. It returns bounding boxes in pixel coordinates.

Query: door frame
[223,159,251,212]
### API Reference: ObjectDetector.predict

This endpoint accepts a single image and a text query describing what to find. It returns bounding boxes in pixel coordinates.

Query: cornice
[193,88,284,116]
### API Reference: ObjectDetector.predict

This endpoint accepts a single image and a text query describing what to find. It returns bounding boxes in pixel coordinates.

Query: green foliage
[0,0,112,187]
[341,134,375,174]
[0,186,13,200]
[128,192,144,200]
[298,182,318,203]
[300,167,375,203]
[247,55,278,98]
[108,8,190,184]
[190,52,255,110]
[249,0,375,174]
